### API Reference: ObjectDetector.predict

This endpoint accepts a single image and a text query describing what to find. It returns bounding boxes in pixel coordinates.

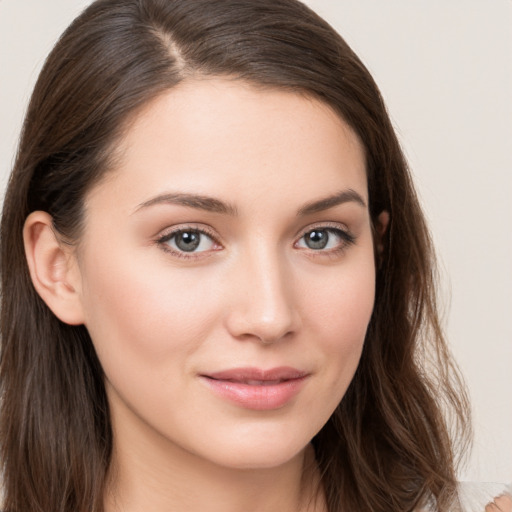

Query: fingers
[485,494,512,512]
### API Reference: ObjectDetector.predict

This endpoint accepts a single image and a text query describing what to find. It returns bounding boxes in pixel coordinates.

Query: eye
[296,227,354,252]
[158,228,218,255]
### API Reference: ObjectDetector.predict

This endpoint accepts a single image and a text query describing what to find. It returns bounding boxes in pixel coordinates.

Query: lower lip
[200,376,308,410]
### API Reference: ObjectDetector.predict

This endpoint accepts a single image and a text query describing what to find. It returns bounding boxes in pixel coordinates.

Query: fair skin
[486,495,512,512]
[26,79,510,512]
[25,79,378,511]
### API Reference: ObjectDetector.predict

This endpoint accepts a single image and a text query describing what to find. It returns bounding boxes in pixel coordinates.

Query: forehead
[89,78,368,213]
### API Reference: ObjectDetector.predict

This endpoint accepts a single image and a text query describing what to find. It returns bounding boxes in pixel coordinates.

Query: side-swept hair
[1,1,470,511]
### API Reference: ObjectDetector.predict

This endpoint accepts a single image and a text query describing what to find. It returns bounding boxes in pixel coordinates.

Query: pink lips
[200,366,308,410]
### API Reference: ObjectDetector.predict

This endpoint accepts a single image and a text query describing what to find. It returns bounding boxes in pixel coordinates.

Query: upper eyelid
[157,223,220,242]
[156,221,349,236]
[295,221,351,239]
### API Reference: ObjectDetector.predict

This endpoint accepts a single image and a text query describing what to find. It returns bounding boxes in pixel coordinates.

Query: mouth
[215,379,288,386]
[199,367,309,410]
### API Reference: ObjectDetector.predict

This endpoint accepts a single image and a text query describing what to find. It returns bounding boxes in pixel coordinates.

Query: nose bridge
[225,240,298,343]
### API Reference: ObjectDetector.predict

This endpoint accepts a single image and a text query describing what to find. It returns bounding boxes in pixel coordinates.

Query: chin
[210,446,306,471]
[191,423,315,471]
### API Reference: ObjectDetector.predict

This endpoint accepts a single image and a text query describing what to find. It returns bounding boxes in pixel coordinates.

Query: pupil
[306,230,328,249]
[176,231,200,252]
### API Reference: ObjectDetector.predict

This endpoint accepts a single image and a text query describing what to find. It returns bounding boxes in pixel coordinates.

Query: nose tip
[229,309,295,345]
[226,309,297,345]
[224,259,299,345]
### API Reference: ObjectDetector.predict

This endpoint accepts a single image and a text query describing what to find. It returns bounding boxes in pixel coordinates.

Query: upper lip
[202,366,308,383]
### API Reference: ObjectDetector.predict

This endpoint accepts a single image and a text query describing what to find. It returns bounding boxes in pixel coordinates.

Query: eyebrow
[135,188,366,216]
[296,189,367,215]
[135,192,238,216]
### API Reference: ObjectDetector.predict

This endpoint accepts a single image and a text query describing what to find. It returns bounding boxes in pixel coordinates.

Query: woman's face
[74,79,377,470]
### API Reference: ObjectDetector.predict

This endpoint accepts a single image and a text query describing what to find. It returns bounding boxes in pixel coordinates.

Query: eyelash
[155,223,356,260]
[294,223,356,257]
[156,225,221,260]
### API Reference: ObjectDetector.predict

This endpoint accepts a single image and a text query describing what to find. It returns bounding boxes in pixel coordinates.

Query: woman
[0,0,502,510]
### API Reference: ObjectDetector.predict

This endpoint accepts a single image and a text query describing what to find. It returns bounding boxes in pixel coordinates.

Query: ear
[374,210,390,259]
[23,211,85,325]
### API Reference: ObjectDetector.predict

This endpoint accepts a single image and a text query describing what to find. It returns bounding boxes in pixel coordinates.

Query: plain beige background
[1,0,511,483]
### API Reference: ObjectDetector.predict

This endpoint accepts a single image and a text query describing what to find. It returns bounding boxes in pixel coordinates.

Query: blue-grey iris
[175,231,201,252]
[305,230,328,250]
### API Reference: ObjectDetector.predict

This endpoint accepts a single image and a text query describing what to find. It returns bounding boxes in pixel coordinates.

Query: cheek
[78,250,223,372]
[302,256,376,393]
[306,258,376,345]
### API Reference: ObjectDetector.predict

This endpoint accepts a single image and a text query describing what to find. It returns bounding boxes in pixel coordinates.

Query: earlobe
[23,211,85,325]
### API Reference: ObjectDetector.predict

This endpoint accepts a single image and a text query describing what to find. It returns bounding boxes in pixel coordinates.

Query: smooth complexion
[24,79,385,512]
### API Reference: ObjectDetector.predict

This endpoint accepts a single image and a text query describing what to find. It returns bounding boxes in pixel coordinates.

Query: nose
[224,248,300,345]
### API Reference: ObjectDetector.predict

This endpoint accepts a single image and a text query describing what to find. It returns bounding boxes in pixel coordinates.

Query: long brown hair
[0,1,470,511]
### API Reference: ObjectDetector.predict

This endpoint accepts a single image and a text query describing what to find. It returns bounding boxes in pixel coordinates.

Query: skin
[26,78,382,512]
[23,78,510,512]
[485,495,512,512]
